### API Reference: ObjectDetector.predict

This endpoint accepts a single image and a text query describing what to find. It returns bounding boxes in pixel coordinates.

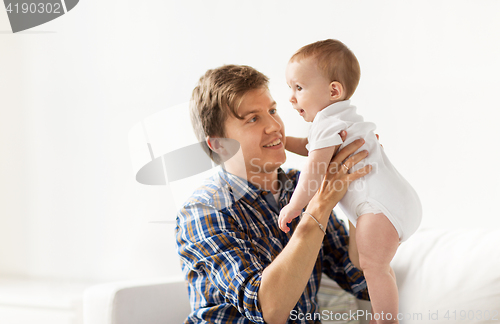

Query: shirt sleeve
[306,115,347,152]
[322,212,370,300]
[176,202,265,322]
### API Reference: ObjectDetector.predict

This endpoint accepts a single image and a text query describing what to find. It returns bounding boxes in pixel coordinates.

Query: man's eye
[296,85,302,91]
[270,108,277,114]
[248,116,257,123]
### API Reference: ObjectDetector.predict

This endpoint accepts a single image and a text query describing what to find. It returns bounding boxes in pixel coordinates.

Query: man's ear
[206,136,241,163]
[329,81,345,101]
[206,136,224,154]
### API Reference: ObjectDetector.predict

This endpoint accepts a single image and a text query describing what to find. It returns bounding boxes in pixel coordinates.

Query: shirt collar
[320,99,353,117]
[216,167,295,204]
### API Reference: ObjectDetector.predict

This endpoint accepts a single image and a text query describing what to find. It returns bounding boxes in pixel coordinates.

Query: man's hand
[330,130,348,157]
[306,138,372,216]
[375,133,383,148]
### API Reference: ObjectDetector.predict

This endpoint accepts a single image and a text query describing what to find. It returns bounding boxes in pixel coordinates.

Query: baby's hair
[290,39,360,99]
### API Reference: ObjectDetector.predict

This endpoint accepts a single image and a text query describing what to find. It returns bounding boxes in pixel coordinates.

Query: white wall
[1,0,499,282]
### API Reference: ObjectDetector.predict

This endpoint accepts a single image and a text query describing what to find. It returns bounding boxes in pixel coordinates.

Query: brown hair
[190,64,269,164]
[290,39,360,99]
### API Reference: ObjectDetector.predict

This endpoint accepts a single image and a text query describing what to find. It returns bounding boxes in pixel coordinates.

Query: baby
[279,39,422,323]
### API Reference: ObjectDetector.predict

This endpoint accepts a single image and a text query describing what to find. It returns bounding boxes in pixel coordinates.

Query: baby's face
[285,57,333,122]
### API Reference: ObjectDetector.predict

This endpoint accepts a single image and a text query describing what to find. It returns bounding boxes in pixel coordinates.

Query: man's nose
[265,114,282,133]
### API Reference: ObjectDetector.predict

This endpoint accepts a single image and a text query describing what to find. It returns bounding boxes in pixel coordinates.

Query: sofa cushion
[392,227,500,324]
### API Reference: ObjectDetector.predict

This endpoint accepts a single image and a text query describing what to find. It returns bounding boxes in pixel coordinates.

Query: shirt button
[262,191,268,195]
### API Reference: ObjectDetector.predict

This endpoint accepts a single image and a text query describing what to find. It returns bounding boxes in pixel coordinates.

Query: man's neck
[246,169,280,194]
[224,164,280,194]
[222,150,281,194]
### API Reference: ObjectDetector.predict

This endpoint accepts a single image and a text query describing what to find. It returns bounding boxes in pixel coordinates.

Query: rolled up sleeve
[176,202,265,322]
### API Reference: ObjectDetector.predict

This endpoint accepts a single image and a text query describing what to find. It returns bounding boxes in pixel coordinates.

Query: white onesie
[306,100,422,242]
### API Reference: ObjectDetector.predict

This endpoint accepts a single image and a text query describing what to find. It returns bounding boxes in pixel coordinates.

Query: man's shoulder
[179,173,228,211]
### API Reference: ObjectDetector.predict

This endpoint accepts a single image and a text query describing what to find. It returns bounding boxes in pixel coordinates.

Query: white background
[1,0,499,283]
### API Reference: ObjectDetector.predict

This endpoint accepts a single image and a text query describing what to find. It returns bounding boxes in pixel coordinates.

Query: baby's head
[285,39,360,122]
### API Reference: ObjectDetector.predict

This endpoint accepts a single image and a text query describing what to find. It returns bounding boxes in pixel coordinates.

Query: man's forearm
[348,221,360,269]
[259,137,370,323]
[259,204,329,324]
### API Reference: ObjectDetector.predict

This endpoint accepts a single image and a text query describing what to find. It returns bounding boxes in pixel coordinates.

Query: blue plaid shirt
[176,168,368,323]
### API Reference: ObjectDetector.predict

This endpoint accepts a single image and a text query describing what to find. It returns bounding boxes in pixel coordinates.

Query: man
[176,65,372,324]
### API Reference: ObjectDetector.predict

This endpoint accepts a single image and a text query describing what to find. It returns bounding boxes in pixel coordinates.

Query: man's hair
[290,39,360,99]
[190,64,269,164]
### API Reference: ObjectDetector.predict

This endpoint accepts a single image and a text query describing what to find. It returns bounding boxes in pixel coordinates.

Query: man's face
[223,87,286,178]
[285,57,332,122]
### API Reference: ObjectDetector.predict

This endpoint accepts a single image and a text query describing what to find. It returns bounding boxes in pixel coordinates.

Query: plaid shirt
[176,168,368,324]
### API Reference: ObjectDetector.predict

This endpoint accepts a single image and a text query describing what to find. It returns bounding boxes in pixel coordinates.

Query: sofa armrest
[82,277,190,324]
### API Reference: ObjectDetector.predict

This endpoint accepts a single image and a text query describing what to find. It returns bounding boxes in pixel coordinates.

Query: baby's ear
[329,81,345,101]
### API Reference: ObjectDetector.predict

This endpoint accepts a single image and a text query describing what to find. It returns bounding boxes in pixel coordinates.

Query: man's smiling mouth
[263,139,282,147]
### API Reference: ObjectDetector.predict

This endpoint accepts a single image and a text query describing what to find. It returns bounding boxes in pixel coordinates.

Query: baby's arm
[285,136,308,157]
[278,145,337,232]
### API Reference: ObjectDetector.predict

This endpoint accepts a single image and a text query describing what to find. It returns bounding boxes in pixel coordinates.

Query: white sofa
[83,277,190,324]
[83,227,500,324]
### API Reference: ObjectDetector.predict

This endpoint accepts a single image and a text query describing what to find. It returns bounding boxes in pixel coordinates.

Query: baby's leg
[356,213,400,324]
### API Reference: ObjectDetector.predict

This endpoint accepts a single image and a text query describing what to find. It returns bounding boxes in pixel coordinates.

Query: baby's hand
[278,205,302,233]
